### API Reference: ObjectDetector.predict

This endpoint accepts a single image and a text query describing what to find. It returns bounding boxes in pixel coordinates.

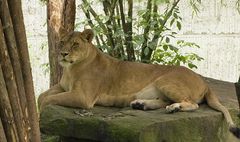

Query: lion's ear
[81,29,94,42]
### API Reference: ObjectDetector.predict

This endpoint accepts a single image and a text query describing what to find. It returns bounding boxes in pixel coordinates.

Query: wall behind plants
[22,0,49,96]
[22,0,240,96]
[177,0,240,82]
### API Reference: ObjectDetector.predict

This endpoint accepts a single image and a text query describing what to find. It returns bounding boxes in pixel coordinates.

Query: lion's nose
[61,52,69,57]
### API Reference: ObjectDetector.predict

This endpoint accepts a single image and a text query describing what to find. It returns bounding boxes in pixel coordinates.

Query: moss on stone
[40,104,240,142]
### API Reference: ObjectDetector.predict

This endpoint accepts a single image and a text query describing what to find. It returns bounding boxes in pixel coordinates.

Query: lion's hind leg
[130,84,170,110]
[130,99,169,110]
[165,101,199,113]
[155,80,200,113]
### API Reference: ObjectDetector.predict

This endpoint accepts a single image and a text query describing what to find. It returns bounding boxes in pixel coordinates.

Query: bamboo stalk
[119,0,135,61]
[126,0,135,61]
[0,117,7,142]
[116,4,122,27]
[118,0,126,31]
[80,4,102,48]
[0,19,20,142]
[141,0,180,62]
[82,0,115,54]
[140,0,153,61]
[7,0,41,141]
[82,0,108,33]
[115,3,125,57]
[102,0,116,56]
[109,0,125,58]
[80,3,108,52]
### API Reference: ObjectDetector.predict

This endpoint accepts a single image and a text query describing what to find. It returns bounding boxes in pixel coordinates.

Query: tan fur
[38,29,235,129]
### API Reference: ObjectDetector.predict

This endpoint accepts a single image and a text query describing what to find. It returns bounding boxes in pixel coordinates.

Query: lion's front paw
[39,97,52,112]
[130,100,147,110]
[166,103,181,113]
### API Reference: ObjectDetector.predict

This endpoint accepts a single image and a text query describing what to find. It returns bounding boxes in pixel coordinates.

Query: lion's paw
[130,100,147,110]
[166,103,181,113]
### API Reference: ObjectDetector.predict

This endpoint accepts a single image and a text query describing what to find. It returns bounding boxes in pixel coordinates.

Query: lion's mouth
[60,58,74,64]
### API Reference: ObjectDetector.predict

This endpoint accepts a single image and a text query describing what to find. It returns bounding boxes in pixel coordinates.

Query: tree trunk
[0,0,41,141]
[0,64,16,142]
[0,15,27,142]
[0,117,7,142]
[0,1,30,138]
[47,0,76,87]
[7,0,41,141]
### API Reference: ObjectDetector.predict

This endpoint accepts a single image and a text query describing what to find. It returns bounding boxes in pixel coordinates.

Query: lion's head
[58,29,94,67]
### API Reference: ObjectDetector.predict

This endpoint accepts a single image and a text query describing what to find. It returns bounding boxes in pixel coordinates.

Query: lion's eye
[58,41,64,48]
[72,42,79,49]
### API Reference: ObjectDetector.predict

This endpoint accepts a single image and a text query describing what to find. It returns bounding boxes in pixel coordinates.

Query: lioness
[38,29,240,137]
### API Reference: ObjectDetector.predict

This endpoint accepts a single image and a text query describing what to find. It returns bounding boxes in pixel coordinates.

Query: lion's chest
[60,72,74,92]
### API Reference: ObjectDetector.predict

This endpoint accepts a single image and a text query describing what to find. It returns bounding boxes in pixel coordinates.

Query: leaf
[177,40,184,45]
[169,45,178,52]
[166,37,170,43]
[188,63,197,69]
[155,0,169,4]
[173,13,178,19]
[159,18,164,25]
[195,44,200,48]
[170,18,175,26]
[144,47,149,56]
[137,10,146,16]
[163,45,168,51]
[107,25,112,29]
[126,17,132,23]
[178,16,182,21]
[176,60,180,66]
[176,21,182,30]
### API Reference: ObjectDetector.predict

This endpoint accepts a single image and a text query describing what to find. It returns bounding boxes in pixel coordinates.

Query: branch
[80,4,103,48]
[82,0,108,33]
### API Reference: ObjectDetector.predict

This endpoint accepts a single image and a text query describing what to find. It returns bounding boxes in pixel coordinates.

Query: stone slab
[40,78,240,142]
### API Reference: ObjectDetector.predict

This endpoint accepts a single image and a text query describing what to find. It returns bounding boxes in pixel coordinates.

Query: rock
[40,78,240,142]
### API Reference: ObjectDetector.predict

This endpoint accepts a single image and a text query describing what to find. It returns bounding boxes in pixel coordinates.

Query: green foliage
[152,40,203,68]
[78,0,203,68]
[237,0,240,14]
[189,0,201,15]
[39,42,50,75]
[39,0,47,4]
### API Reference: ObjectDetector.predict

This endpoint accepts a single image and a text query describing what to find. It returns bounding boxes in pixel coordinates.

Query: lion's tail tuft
[205,86,240,139]
[230,126,240,138]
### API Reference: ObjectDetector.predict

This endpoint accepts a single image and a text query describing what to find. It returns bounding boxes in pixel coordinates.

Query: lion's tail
[205,86,240,138]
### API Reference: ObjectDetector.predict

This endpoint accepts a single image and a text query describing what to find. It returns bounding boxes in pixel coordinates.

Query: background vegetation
[77,0,203,68]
